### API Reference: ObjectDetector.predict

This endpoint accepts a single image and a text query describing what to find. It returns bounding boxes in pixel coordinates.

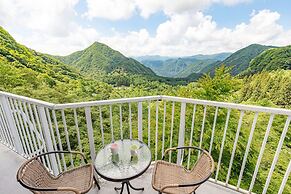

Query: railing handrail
[1,91,291,116]
[0,91,54,108]
[53,96,163,109]
[162,96,291,116]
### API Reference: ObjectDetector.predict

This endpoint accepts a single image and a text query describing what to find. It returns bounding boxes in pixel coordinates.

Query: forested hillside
[56,42,155,76]
[201,44,274,75]
[244,45,291,74]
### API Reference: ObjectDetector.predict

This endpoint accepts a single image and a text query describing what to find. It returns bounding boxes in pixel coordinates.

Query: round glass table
[94,139,152,194]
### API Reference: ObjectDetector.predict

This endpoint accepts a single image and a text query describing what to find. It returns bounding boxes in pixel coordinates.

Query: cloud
[99,9,291,56]
[83,0,250,20]
[0,0,99,55]
[83,0,136,20]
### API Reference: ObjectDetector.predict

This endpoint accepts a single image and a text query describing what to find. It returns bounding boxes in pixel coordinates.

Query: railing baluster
[187,104,196,169]
[237,112,258,189]
[23,102,38,156]
[33,105,52,170]
[27,103,47,166]
[19,101,36,155]
[0,96,23,153]
[161,101,166,158]
[278,160,291,194]
[15,100,32,156]
[119,105,123,140]
[262,115,291,194]
[226,110,244,185]
[198,106,207,157]
[138,102,143,141]
[169,102,175,163]
[99,106,104,146]
[109,105,114,141]
[61,110,74,167]
[148,101,151,147]
[38,106,58,175]
[249,114,274,192]
[209,107,218,155]
[0,103,14,148]
[85,107,96,162]
[155,100,159,161]
[9,99,28,156]
[52,110,66,171]
[73,109,84,162]
[129,103,132,139]
[0,106,9,146]
[215,108,231,181]
[177,102,186,164]
[45,108,61,171]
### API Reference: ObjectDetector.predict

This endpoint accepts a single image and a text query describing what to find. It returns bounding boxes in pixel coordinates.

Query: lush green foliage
[56,42,155,76]
[245,45,291,74]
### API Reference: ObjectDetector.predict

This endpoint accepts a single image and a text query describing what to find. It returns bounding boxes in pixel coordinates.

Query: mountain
[0,26,116,103]
[201,44,274,75]
[138,53,230,77]
[56,42,155,76]
[134,55,172,62]
[244,45,291,74]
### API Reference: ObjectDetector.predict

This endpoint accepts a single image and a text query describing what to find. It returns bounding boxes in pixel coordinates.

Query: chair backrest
[17,158,54,189]
[190,151,215,181]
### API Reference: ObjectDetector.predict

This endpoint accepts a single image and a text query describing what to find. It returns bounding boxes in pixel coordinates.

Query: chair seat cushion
[152,160,199,194]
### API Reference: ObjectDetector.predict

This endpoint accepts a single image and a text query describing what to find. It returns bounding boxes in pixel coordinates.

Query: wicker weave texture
[152,152,214,194]
[18,158,93,194]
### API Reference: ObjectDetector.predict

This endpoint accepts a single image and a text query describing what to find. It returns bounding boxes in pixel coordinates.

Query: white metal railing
[0,91,290,194]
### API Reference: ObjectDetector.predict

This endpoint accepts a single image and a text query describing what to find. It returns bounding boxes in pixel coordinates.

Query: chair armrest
[35,151,88,163]
[162,146,205,160]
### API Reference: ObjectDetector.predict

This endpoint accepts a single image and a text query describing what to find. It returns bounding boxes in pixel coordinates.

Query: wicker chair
[152,146,214,194]
[17,151,99,194]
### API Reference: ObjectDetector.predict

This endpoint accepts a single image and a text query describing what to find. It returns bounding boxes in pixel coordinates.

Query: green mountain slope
[201,44,274,75]
[56,42,155,76]
[244,45,291,74]
[0,26,111,102]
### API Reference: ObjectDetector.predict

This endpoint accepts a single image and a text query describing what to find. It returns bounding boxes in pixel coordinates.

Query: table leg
[128,181,144,191]
[114,182,125,193]
[114,181,144,194]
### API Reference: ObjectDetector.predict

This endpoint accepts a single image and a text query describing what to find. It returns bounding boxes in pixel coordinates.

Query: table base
[114,181,144,194]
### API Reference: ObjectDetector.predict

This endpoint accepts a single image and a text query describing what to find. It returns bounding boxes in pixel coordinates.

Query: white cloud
[99,9,291,56]
[83,0,250,20]
[83,0,136,20]
[0,0,99,55]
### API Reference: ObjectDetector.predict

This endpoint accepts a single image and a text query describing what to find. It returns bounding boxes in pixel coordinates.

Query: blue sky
[0,0,290,56]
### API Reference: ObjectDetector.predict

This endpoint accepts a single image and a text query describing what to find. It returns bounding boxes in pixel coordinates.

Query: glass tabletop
[94,139,152,181]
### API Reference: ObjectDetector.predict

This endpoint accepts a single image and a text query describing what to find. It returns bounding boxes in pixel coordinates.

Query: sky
[0,0,290,57]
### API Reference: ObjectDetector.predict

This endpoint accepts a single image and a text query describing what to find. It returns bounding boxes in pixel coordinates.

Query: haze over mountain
[56,42,155,76]
[135,53,231,77]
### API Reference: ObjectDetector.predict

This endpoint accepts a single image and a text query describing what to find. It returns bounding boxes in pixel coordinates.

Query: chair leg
[93,175,101,190]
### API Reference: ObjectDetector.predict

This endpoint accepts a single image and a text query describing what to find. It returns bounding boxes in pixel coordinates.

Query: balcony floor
[0,144,240,194]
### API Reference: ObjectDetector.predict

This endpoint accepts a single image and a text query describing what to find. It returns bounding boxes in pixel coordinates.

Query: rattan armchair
[17,151,99,194]
[152,146,214,194]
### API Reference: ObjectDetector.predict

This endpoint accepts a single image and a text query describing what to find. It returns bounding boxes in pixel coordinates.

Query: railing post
[85,107,96,161]
[0,96,24,154]
[138,102,143,141]
[37,106,59,175]
[177,102,186,164]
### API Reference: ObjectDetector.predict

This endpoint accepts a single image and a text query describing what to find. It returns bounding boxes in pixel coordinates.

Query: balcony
[0,91,290,194]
